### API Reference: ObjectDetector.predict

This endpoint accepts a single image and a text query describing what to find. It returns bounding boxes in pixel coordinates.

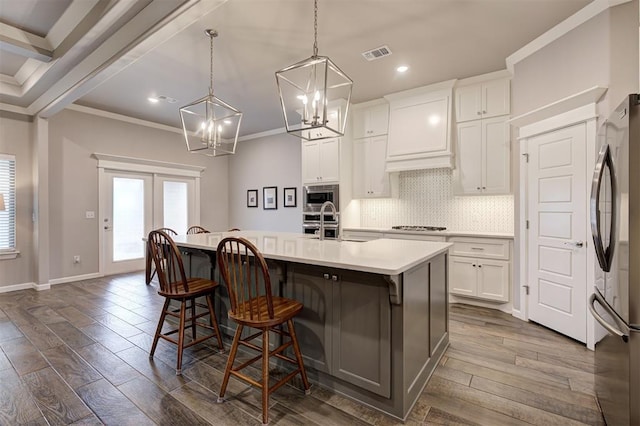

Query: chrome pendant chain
[312,0,318,57]
[206,29,218,96]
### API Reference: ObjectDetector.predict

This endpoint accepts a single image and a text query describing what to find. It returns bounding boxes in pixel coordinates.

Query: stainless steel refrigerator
[588,93,639,425]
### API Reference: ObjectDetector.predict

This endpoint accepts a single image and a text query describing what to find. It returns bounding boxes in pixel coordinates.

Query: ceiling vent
[361,45,392,61]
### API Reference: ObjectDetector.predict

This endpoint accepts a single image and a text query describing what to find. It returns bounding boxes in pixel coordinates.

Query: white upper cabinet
[353,135,396,198]
[352,102,389,139]
[384,80,456,172]
[455,78,510,122]
[456,116,510,194]
[302,138,340,184]
[454,72,511,195]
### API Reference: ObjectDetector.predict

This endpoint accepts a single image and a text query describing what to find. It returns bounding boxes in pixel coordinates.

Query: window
[0,154,16,252]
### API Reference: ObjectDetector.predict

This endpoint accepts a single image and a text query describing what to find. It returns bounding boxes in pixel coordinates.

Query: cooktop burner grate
[391,225,447,231]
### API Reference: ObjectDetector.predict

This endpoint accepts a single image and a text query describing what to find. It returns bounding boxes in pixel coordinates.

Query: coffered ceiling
[0,0,593,137]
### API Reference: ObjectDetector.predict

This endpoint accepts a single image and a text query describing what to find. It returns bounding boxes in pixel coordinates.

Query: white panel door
[527,124,587,342]
[302,141,320,184]
[368,135,390,196]
[449,256,477,297]
[103,171,152,275]
[319,138,340,183]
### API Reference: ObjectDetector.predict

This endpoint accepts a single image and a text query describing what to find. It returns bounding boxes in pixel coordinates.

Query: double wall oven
[302,184,339,238]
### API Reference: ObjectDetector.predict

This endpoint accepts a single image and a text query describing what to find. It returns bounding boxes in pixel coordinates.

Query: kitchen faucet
[319,201,337,241]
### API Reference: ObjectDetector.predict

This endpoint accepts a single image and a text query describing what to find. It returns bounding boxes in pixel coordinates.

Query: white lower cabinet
[448,237,510,302]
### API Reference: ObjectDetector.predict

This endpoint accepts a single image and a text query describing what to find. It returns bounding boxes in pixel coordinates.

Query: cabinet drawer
[449,237,510,260]
[383,233,447,242]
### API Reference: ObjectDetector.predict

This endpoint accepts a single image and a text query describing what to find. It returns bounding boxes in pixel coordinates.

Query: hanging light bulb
[180,30,242,156]
[275,0,353,141]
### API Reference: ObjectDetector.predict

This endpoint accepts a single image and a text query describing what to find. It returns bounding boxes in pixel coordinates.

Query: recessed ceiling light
[397,65,409,73]
[148,97,159,103]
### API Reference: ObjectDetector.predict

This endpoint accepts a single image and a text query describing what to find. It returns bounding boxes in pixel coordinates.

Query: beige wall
[228,133,302,232]
[45,109,230,281]
[510,0,639,311]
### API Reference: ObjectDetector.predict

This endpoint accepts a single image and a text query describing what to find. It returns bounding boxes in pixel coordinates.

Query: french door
[103,171,153,275]
[100,171,198,276]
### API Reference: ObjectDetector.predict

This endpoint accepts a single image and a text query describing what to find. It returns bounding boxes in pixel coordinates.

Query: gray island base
[174,231,451,421]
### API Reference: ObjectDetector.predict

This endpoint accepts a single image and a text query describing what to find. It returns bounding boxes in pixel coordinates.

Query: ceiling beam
[0,22,53,62]
[33,0,228,119]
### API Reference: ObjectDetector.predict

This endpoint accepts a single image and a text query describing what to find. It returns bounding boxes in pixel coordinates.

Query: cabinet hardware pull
[323,273,330,280]
[478,264,482,268]
[471,247,484,250]
[477,111,481,115]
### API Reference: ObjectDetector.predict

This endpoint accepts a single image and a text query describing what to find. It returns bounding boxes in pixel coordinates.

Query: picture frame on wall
[247,189,258,208]
[283,187,297,208]
[263,186,277,210]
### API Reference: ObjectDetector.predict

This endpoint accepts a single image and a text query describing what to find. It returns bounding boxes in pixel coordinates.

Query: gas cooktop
[391,225,447,231]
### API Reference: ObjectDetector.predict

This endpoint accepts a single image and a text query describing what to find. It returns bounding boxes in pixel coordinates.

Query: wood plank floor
[0,272,604,425]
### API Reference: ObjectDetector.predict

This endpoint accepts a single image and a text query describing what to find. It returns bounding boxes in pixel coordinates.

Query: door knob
[564,241,584,248]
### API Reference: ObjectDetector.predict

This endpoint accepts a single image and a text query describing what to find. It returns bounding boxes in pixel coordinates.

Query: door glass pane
[113,177,145,261]
[163,181,188,233]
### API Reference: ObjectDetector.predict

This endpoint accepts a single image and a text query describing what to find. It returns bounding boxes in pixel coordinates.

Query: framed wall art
[283,187,297,207]
[263,186,277,210]
[247,189,258,208]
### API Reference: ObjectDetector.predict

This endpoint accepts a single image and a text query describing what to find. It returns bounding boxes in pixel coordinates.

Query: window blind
[0,154,16,250]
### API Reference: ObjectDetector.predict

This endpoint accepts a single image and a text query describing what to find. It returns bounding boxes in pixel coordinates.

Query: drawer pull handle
[470,247,485,250]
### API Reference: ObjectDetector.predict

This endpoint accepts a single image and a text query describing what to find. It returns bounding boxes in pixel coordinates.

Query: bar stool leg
[218,324,243,402]
[176,300,187,375]
[150,299,170,358]
[287,319,311,394]
[261,328,270,425]
[205,294,224,349]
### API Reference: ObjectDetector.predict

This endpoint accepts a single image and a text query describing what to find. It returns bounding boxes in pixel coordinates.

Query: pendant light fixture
[275,0,353,141]
[180,30,242,156]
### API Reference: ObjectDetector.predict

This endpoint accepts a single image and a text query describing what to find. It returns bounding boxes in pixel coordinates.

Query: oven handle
[588,292,628,342]
[302,223,338,229]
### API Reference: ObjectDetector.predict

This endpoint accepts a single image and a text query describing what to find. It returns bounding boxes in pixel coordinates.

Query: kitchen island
[172,231,451,421]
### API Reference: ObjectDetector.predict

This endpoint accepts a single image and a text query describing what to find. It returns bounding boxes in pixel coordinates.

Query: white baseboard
[49,272,103,285]
[0,282,49,293]
[511,307,527,321]
[449,294,513,315]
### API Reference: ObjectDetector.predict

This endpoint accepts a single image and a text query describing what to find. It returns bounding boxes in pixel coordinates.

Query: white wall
[47,109,230,280]
[0,113,34,288]
[228,133,302,232]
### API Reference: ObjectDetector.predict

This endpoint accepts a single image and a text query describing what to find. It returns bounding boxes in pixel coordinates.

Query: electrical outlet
[85,211,95,219]
[73,255,81,264]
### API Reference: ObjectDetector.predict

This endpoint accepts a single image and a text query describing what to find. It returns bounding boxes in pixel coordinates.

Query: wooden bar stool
[187,225,210,234]
[147,230,224,375]
[146,227,177,284]
[215,236,310,425]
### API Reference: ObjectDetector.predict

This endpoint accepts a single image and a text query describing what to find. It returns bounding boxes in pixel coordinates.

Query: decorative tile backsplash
[360,169,514,233]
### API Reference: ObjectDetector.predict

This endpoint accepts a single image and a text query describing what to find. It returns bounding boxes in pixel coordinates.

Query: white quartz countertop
[343,227,514,239]
[172,231,451,276]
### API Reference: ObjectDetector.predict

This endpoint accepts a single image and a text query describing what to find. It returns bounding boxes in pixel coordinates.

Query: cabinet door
[352,139,367,198]
[482,116,510,194]
[449,256,477,297]
[351,108,368,139]
[482,79,510,118]
[368,103,390,137]
[387,96,449,158]
[283,266,332,373]
[302,141,320,184]
[477,259,510,302]
[455,85,482,122]
[318,138,340,183]
[331,271,391,397]
[367,135,391,197]
[456,121,483,193]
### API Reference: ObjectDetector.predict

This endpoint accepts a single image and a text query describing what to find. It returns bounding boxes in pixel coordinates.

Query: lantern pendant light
[180,29,242,156]
[275,0,353,141]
